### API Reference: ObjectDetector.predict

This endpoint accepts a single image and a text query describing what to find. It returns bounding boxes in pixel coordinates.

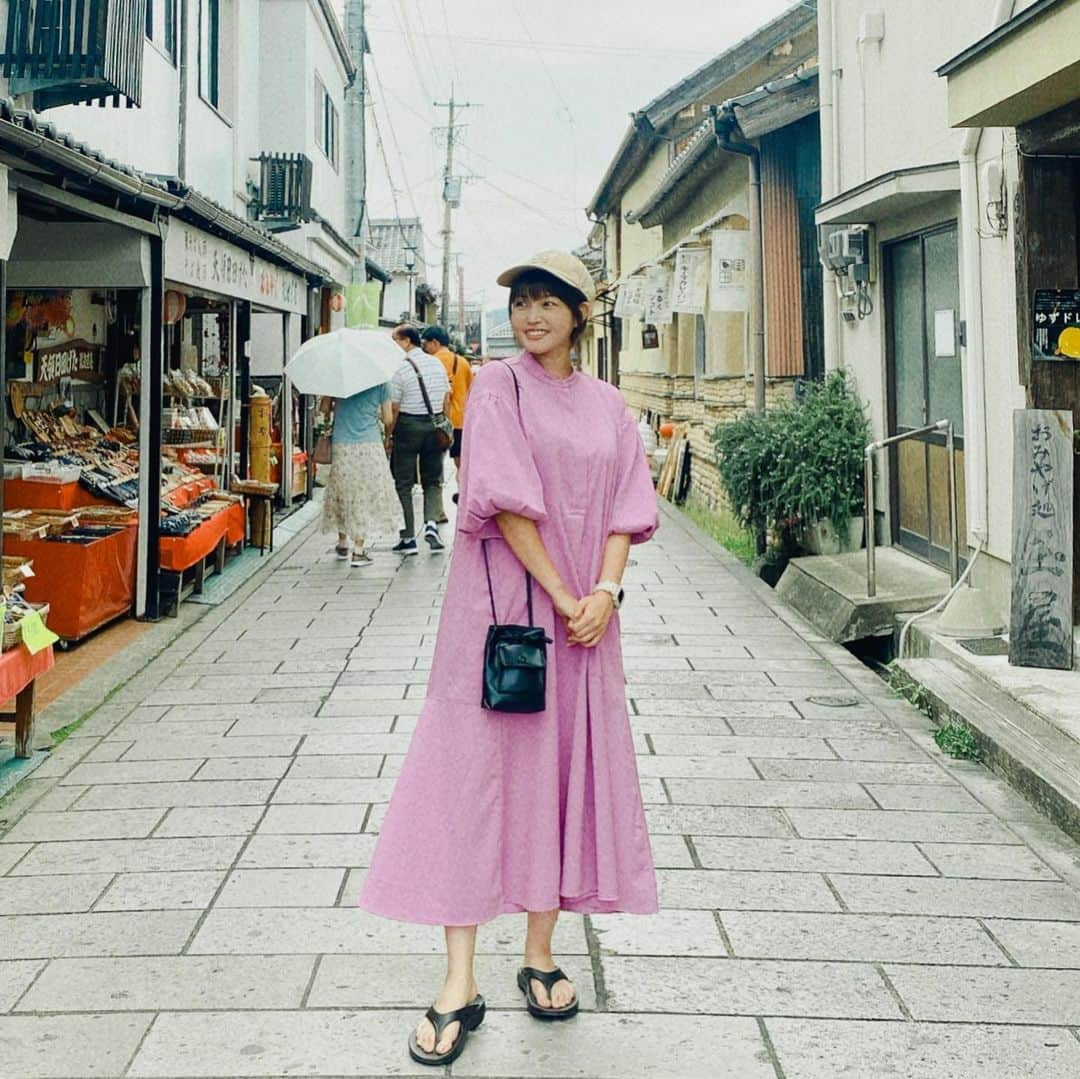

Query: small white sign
[934,309,956,358]
[710,228,749,313]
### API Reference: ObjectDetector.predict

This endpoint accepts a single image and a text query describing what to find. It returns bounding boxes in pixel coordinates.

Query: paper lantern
[329,292,345,312]
[163,290,187,325]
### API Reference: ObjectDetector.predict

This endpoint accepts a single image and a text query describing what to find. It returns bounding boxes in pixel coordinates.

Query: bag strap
[403,355,436,418]
[481,539,534,627]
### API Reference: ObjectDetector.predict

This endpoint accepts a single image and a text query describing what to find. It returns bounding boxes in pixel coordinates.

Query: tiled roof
[367,218,427,275]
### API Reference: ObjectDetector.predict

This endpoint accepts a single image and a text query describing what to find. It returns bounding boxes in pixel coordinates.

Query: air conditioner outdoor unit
[820,224,874,282]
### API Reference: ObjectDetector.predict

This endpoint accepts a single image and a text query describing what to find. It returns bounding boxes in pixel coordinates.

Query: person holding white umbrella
[285,329,403,566]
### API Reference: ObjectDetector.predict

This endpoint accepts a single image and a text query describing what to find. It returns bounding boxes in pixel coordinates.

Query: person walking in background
[389,324,452,555]
[421,326,474,490]
[317,383,401,567]
[363,253,659,1067]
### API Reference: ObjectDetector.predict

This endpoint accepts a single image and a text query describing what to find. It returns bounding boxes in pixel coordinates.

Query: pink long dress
[359,353,660,926]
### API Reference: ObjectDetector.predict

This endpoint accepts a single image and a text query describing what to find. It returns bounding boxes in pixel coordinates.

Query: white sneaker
[423,521,445,552]
[350,550,374,568]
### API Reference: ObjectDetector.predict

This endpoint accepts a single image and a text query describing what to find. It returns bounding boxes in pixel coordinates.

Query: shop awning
[7,219,150,287]
[815,163,960,226]
[937,0,1080,128]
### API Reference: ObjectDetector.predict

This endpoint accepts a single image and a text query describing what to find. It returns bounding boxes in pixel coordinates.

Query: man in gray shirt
[388,324,452,554]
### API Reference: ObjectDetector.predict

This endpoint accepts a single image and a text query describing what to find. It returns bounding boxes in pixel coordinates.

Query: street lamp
[404,246,417,318]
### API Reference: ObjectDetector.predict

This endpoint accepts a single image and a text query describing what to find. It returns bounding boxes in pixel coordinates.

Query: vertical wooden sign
[1010,409,1074,669]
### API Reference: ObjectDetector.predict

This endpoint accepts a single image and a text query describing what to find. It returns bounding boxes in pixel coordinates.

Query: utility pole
[434,92,472,324]
[344,1,368,282]
[458,261,466,345]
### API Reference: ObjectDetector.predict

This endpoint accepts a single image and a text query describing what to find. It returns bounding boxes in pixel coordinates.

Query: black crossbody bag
[404,355,454,450]
[480,364,551,714]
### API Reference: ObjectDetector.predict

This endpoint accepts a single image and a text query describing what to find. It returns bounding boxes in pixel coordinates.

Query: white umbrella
[284,328,403,398]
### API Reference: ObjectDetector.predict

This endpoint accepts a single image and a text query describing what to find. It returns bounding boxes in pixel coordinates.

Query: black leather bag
[479,363,549,713]
[481,540,551,713]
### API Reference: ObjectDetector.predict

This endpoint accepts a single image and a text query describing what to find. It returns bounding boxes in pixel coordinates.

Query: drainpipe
[818,0,841,373]
[957,0,1016,548]
[177,0,189,182]
[714,112,765,413]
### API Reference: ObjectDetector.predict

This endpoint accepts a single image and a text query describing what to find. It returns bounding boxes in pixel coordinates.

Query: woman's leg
[524,910,576,1008]
[415,924,480,1055]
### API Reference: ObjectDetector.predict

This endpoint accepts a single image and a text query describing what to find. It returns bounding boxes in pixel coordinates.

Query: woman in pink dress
[359,250,659,1067]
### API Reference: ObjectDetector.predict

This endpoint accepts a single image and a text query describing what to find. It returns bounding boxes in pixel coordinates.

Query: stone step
[898,656,1080,842]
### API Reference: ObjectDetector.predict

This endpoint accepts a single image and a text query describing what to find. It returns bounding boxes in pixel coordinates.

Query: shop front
[2,205,159,641]
[159,218,314,600]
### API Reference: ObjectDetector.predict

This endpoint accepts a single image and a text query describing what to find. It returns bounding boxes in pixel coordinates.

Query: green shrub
[778,370,870,537]
[712,370,870,546]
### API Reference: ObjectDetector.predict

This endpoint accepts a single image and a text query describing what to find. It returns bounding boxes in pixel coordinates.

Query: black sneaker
[392,538,419,556]
[423,522,445,552]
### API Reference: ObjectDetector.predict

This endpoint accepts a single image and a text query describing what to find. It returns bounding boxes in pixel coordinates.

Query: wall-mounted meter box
[818,224,876,283]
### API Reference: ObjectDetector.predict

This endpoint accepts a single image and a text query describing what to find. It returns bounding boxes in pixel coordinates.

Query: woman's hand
[567,592,615,648]
[552,588,580,624]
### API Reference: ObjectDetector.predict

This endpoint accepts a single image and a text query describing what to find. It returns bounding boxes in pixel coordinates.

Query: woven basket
[2,603,50,651]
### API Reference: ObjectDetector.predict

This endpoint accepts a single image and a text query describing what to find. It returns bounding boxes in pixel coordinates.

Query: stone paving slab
[7,503,1080,1075]
[764,1018,1080,1078]
[17,955,317,1012]
[0,1013,153,1077]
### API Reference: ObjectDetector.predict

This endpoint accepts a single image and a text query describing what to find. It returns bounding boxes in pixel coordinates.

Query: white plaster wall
[47,41,180,178]
[615,149,671,376]
[305,1,350,236]
[826,1,1031,579]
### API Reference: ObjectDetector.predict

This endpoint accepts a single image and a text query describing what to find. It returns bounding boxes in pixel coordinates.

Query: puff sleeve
[609,408,660,544]
[457,384,547,539]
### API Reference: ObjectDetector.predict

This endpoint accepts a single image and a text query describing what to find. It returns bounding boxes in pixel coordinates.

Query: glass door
[885,224,966,567]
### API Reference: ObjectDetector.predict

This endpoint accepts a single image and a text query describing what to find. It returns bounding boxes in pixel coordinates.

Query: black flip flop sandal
[407,995,486,1067]
[517,966,579,1020]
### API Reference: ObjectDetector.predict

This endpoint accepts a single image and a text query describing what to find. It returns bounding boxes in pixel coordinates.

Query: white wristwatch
[592,580,625,610]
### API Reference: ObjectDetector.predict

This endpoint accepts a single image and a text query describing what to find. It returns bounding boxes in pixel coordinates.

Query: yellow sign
[19,611,58,655]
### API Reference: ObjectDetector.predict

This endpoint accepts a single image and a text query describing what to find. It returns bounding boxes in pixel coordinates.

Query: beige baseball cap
[496,250,596,302]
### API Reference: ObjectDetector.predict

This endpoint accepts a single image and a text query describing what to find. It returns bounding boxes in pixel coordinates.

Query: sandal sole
[517,970,579,1021]
[407,999,485,1066]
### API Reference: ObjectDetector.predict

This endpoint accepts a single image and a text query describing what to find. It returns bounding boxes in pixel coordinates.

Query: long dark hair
[508,270,588,346]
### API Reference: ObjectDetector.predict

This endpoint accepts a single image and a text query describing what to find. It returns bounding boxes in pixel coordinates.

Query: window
[146,1,178,64]
[199,0,220,108]
[315,76,339,169]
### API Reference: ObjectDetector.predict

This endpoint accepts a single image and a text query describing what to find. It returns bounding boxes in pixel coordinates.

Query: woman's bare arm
[495,511,578,621]
[567,533,631,647]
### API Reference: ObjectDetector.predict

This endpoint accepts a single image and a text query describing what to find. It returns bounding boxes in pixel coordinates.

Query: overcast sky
[337,0,796,313]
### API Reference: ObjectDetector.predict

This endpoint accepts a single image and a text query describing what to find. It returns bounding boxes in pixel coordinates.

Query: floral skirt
[319,441,401,542]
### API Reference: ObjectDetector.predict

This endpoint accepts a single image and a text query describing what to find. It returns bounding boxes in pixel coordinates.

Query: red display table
[3,478,115,512]
[158,502,245,572]
[5,527,138,641]
[0,644,55,757]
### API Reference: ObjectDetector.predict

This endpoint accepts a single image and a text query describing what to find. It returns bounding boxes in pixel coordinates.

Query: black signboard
[1033,289,1080,360]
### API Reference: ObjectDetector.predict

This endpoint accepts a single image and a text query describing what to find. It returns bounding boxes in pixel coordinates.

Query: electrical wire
[510,0,579,206]
[898,541,984,659]
[389,0,437,108]
[439,0,462,90]
[372,27,716,59]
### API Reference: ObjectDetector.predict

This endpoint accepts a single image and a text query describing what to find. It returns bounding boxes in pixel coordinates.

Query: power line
[372,27,716,58]
[511,0,579,206]
[459,139,574,203]
[389,0,436,108]
[474,177,584,232]
[439,0,462,90]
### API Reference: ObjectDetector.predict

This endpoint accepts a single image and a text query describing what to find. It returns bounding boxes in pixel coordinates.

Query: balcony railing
[1,0,144,109]
[252,153,314,229]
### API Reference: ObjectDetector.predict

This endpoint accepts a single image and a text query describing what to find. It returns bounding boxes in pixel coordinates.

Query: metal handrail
[864,419,959,597]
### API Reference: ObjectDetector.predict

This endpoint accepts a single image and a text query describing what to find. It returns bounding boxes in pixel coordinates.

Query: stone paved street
[3,505,1080,1077]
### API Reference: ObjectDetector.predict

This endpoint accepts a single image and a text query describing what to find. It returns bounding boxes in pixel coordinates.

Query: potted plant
[778,370,870,555]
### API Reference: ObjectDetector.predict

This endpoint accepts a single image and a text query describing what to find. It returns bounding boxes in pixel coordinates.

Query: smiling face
[510,293,578,356]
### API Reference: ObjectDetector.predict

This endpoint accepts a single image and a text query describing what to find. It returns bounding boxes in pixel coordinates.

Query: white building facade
[817,0,1045,623]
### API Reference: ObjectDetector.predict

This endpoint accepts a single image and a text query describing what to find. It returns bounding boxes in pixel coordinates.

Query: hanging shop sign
[710,228,750,313]
[1033,289,1080,360]
[164,222,306,314]
[644,266,674,326]
[33,338,103,384]
[614,275,646,319]
[672,247,709,316]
